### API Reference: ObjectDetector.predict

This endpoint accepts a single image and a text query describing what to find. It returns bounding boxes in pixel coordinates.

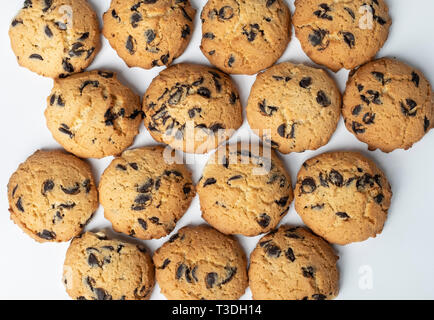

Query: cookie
[197,142,293,236]
[9,0,100,78]
[293,0,391,72]
[99,146,195,240]
[153,225,248,300]
[249,226,339,300]
[342,58,434,152]
[247,62,341,154]
[44,70,142,159]
[200,0,291,75]
[63,231,155,300]
[143,63,243,154]
[7,150,98,243]
[103,0,195,69]
[294,151,392,245]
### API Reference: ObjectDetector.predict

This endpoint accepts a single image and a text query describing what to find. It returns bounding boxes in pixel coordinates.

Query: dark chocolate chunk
[286,247,296,262]
[257,213,271,228]
[181,24,190,38]
[138,218,148,231]
[301,177,316,194]
[145,29,156,44]
[42,0,53,13]
[11,19,23,27]
[16,197,24,212]
[266,0,276,7]
[62,58,74,73]
[316,90,331,107]
[87,253,100,267]
[79,80,99,94]
[61,183,80,195]
[203,32,215,39]
[313,3,333,20]
[275,196,289,207]
[228,55,235,67]
[197,87,211,98]
[259,99,278,116]
[159,258,171,269]
[134,194,152,205]
[341,32,355,48]
[126,35,136,54]
[94,288,112,300]
[302,266,315,278]
[424,116,430,132]
[336,211,350,219]
[312,294,327,300]
[42,180,55,195]
[131,12,142,28]
[299,77,312,89]
[29,54,43,60]
[98,71,114,78]
[265,244,281,258]
[37,230,56,240]
[69,42,85,57]
[83,179,92,193]
[116,164,127,171]
[329,170,343,187]
[203,178,217,187]
[352,121,365,134]
[218,6,234,20]
[344,7,355,19]
[220,266,237,285]
[44,25,53,37]
[363,112,375,124]
[308,28,329,49]
[352,105,362,116]
[205,272,218,289]
[411,72,420,87]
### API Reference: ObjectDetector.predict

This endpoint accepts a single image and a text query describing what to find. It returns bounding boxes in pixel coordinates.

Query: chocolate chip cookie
[249,226,339,300]
[197,142,293,236]
[247,62,342,154]
[294,151,392,245]
[44,70,143,159]
[200,0,291,75]
[103,0,195,69]
[143,63,243,154]
[7,150,98,243]
[153,225,248,300]
[293,0,391,72]
[343,58,434,152]
[63,231,155,300]
[99,146,195,240]
[9,0,100,78]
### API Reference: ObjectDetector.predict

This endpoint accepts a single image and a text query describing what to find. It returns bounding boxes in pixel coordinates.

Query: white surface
[0,0,433,300]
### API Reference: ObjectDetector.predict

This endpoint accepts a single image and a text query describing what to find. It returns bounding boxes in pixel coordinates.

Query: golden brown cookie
[200,0,291,75]
[293,0,391,72]
[247,62,341,154]
[197,142,293,236]
[294,151,392,245]
[103,0,195,69]
[343,58,434,152]
[99,146,195,240]
[143,63,243,154]
[9,0,100,78]
[44,70,142,159]
[7,150,98,243]
[249,226,339,300]
[153,225,248,300]
[63,231,155,300]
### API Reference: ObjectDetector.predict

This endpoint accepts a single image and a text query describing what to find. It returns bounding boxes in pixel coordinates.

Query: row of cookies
[9,0,392,78]
[63,225,339,300]
[42,58,433,162]
[8,144,391,245]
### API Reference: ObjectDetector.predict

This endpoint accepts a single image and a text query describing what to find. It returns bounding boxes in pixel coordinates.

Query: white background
[0,0,433,300]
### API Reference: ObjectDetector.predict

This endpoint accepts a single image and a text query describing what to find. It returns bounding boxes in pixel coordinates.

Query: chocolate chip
[126,35,136,54]
[180,6,192,21]
[79,80,99,94]
[424,116,430,132]
[16,197,24,212]
[160,53,170,65]
[329,170,343,187]
[336,212,350,219]
[11,19,23,27]
[319,173,329,187]
[352,105,362,116]
[313,4,333,20]
[311,204,324,210]
[301,177,316,194]
[29,54,43,60]
[302,266,315,278]
[37,230,56,240]
[94,288,112,300]
[341,32,355,48]
[242,23,263,42]
[411,72,420,87]
[275,196,289,207]
[44,25,53,37]
[228,55,235,67]
[181,24,190,38]
[176,264,186,280]
[42,0,52,12]
[344,7,355,19]
[257,213,271,228]
[55,21,67,30]
[24,0,32,9]
[203,32,215,39]
[61,183,80,195]
[62,58,74,73]
[205,272,218,289]
[203,178,216,187]
[69,42,85,57]
[357,84,364,92]
[363,112,376,124]
[266,244,281,258]
[401,99,418,117]
[312,294,327,300]
[58,202,76,209]
[299,77,312,89]
[357,174,374,191]
[188,107,202,118]
[308,28,329,49]
[219,6,234,20]
[372,72,385,84]
[277,123,297,139]
[145,29,155,44]
[259,99,278,116]
[12,185,18,198]
[128,109,145,119]
[111,9,121,22]
[159,259,171,270]
[42,180,54,195]
[149,217,162,225]
[131,12,142,28]
[116,164,127,171]
[87,253,100,267]
[316,91,331,107]
[227,175,242,184]
[352,121,365,134]
[220,266,237,285]
[286,248,296,262]
[98,71,114,78]
[134,194,152,205]
[138,218,148,230]
[183,183,192,195]
[197,87,211,98]
[375,16,386,25]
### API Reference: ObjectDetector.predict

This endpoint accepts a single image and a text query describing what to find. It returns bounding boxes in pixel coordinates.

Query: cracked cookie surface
[143,63,243,154]
[247,62,341,154]
[99,146,195,240]
[63,231,155,300]
[9,0,100,78]
[249,226,339,300]
[343,58,434,152]
[44,70,142,159]
[197,143,293,236]
[103,0,195,69]
[293,0,391,72]
[7,150,98,243]
[294,151,392,245]
[153,225,248,300]
[200,0,291,75]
